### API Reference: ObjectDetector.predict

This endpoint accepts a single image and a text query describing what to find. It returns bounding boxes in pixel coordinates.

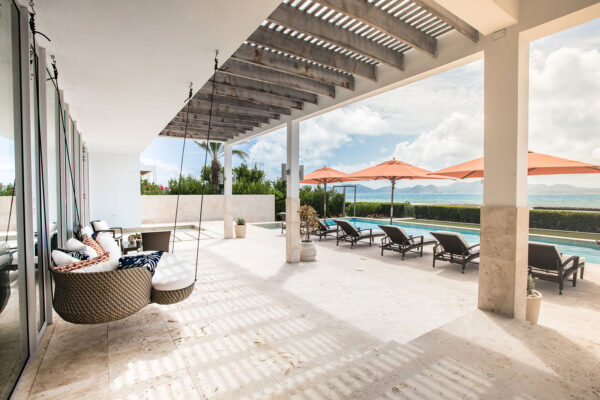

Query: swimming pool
[327,218,600,264]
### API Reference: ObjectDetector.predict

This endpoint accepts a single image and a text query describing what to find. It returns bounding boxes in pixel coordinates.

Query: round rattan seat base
[151,282,194,305]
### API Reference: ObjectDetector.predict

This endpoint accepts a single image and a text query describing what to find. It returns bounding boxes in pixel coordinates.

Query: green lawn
[400,218,599,241]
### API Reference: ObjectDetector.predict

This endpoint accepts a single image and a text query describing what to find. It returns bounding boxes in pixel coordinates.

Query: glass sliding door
[0,0,29,398]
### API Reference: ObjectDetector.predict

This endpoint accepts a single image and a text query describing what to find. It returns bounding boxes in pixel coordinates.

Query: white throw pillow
[51,250,79,266]
[82,245,98,258]
[96,232,121,267]
[80,226,94,238]
[65,238,86,251]
[92,220,110,231]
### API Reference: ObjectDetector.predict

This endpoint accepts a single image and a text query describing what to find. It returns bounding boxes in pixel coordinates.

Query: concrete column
[286,120,300,263]
[224,144,233,239]
[478,27,529,320]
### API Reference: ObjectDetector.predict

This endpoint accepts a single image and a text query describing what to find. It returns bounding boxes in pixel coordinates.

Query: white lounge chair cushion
[79,225,93,238]
[151,253,195,291]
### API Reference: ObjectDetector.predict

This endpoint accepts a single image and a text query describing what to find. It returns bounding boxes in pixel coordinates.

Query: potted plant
[234,217,246,238]
[525,274,542,324]
[298,205,319,261]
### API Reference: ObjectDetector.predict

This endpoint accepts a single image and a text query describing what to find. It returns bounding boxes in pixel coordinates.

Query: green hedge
[412,204,600,233]
[413,205,480,224]
[346,202,413,218]
[529,210,600,233]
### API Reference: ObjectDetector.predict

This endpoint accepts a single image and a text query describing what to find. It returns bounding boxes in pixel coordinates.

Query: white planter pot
[526,291,542,324]
[234,224,246,238]
[300,240,317,262]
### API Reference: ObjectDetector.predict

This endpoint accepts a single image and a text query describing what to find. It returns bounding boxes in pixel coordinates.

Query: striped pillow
[83,236,105,256]
[53,253,110,272]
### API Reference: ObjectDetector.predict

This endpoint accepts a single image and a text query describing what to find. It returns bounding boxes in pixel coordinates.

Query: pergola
[160,0,599,320]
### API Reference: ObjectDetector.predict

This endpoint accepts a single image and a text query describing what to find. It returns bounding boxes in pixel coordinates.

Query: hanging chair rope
[171,82,194,253]
[171,51,220,282]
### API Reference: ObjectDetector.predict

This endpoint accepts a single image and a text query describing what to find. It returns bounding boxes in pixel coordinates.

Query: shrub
[300,186,345,218]
[140,179,170,195]
[413,205,480,224]
[529,209,600,233]
[0,182,15,196]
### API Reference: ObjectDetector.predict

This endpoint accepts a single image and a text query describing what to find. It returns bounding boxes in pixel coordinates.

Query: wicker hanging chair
[51,267,194,324]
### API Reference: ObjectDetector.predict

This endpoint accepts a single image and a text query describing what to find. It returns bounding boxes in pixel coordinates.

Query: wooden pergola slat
[267,3,405,70]
[192,91,292,115]
[248,26,376,80]
[317,0,437,57]
[185,101,281,120]
[233,43,354,89]
[179,107,272,124]
[223,58,336,98]
[170,117,257,131]
[201,80,304,110]
[175,111,261,127]
[410,0,479,42]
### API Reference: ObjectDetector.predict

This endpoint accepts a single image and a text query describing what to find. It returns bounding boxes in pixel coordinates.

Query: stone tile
[108,340,186,391]
[29,373,109,400]
[108,368,200,400]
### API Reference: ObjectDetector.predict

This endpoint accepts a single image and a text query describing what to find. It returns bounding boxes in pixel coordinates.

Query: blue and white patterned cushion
[118,251,164,276]
[56,248,90,261]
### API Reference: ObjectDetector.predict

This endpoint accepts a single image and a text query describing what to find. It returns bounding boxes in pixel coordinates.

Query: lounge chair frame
[379,225,436,259]
[315,220,338,240]
[334,219,376,248]
[431,231,480,273]
[528,242,581,295]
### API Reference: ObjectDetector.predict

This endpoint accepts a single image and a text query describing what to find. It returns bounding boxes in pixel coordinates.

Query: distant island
[348,182,600,195]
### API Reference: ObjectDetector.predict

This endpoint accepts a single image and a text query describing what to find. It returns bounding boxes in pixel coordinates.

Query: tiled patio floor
[14,222,600,399]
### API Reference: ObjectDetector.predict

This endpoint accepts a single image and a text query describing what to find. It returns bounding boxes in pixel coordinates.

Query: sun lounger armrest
[411,235,424,244]
[467,243,480,250]
[561,255,579,269]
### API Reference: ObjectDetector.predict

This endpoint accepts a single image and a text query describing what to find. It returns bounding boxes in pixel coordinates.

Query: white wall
[89,152,141,228]
[141,195,275,224]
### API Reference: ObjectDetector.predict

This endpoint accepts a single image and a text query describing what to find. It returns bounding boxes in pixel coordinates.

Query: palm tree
[194,141,249,187]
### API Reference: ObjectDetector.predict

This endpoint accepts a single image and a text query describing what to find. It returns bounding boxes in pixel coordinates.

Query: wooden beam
[201,80,304,110]
[160,132,233,142]
[166,122,248,135]
[160,129,236,139]
[175,111,261,127]
[411,0,480,42]
[214,72,318,104]
[178,107,271,124]
[248,26,376,80]
[186,102,280,120]
[161,127,239,138]
[192,91,291,115]
[267,3,404,69]
[317,0,437,57]
[223,58,335,98]
[233,43,354,89]
[170,117,256,131]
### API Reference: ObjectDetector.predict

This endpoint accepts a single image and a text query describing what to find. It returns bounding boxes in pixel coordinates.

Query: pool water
[327,218,600,264]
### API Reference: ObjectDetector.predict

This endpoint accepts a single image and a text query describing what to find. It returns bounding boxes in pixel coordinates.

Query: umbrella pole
[323,181,327,221]
[390,180,395,224]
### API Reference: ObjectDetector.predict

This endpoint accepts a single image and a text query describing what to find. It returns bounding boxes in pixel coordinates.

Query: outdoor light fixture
[281,163,304,181]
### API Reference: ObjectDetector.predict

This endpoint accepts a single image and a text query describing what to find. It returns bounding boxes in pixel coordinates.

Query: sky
[140,18,600,189]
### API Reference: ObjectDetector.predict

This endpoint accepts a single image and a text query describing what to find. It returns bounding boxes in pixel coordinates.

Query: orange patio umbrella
[300,166,355,220]
[347,159,451,224]
[432,151,600,179]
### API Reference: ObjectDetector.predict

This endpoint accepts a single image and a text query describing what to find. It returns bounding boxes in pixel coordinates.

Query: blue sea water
[349,193,600,208]
[330,218,600,264]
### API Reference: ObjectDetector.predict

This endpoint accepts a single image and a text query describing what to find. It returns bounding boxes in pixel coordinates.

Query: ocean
[346,193,600,208]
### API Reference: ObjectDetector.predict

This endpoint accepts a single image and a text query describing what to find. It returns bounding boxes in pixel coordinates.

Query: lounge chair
[334,219,381,248]
[379,225,436,259]
[278,212,286,234]
[142,231,171,252]
[528,242,582,295]
[315,220,338,240]
[430,231,480,273]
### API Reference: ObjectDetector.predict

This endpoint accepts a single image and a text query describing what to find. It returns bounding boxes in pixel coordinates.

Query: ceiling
[33,0,281,153]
